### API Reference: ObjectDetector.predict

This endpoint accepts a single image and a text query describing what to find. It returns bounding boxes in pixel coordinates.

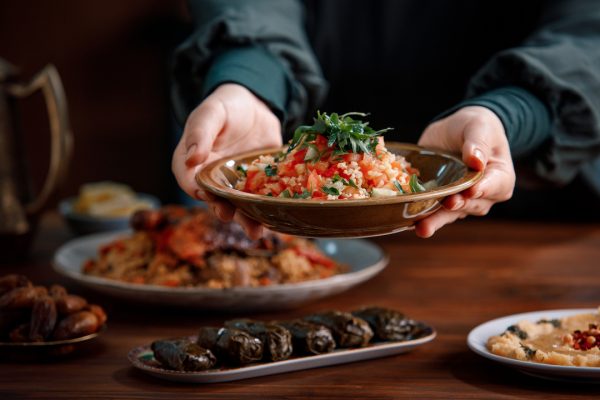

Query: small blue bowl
[59,193,161,235]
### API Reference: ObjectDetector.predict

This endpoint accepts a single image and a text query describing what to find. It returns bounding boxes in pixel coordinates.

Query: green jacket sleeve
[170,0,327,133]
[465,0,600,189]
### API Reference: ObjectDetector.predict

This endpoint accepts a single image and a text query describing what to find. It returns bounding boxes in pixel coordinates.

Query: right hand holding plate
[416,106,515,238]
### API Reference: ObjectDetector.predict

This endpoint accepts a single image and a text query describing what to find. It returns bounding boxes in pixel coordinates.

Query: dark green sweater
[172,0,600,200]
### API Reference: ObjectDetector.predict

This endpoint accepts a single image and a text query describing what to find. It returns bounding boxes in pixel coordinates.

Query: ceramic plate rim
[52,230,389,295]
[467,308,600,376]
[197,142,482,207]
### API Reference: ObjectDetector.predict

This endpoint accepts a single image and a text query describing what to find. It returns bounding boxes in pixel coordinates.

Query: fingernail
[473,190,483,199]
[451,199,464,211]
[185,144,197,160]
[195,189,205,200]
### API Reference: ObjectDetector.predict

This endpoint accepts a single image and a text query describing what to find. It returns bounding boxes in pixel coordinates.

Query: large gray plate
[53,231,388,311]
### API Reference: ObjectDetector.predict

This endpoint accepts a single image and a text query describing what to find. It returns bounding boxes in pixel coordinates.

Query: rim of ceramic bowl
[59,193,161,222]
[197,142,482,207]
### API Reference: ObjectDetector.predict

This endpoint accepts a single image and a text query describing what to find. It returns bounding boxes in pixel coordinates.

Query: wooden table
[1,212,599,399]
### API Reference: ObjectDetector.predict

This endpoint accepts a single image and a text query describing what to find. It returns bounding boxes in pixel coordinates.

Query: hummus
[487,308,600,367]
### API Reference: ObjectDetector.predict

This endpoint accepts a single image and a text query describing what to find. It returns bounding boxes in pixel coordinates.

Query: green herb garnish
[236,165,247,177]
[293,190,311,199]
[393,180,405,193]
[265,164,278,177]
[409,174,425,193]
[520,344,537,359]
[280,189,291,198]
[507,325,528,340]
[348,179,359,189]
[537,319,561,328]
[288,111,392,154]
[321,186,340,196]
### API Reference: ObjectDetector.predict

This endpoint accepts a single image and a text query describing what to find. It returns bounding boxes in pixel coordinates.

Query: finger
[172,148,202,200]
[197,184,236,222]
[461,167,515,202]
[234,211,263,240]
[459,198,494,217]
[183,100,227,168]
[441,194,465,211]
[212,199,235,222]
[414,209,467,238]
[461,122,492,171]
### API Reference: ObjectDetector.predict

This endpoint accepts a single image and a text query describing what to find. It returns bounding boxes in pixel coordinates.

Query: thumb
[183,100,227,168]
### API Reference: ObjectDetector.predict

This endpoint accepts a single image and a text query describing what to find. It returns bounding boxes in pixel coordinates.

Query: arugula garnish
[288,111,392,154]
[409,174,425,193]
[321,186,340,196]
[264,164,278,177]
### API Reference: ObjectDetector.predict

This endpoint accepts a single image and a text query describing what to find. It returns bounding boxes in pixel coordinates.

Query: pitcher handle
[7,64,73,214]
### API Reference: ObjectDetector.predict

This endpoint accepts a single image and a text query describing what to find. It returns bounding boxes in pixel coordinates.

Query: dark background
[1,1,597,220]
[0,0,190,206]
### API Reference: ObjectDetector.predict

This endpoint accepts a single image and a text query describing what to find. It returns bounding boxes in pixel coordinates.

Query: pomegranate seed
[570,324,600,351]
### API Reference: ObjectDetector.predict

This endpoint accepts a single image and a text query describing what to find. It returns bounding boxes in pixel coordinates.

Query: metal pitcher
[0,59,72,261]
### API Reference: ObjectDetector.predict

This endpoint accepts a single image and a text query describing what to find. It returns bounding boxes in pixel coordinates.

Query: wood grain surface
[1,212,599,399]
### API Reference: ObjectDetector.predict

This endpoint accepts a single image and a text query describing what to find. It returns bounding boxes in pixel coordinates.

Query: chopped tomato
[306,170,322,193]
[343,153,362,163]
[407,166,419,175]
[244,170,267,192]
[292,148,308,164]
[294,246,336,269]
[338,170,351,179]
[100,240,125,255]
[314,134,328,149]
[307,161,329,174]
[259,277,272,286]
[322,165,338,178]
[160,278,181,287]
[278,161,298,177]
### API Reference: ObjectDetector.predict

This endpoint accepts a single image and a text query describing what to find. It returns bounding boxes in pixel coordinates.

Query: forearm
[171,0,327,132]
[464,0,600,187]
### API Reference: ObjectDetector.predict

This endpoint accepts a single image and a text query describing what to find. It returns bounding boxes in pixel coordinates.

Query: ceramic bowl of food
[196,142,481,238]
[59,182,160,235]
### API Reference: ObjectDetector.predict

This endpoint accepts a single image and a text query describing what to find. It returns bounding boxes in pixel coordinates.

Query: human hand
[172,83,282,238]
[415,106,515,238]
